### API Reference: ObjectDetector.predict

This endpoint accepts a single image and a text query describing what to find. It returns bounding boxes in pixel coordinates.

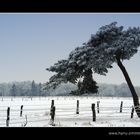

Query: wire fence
[0,98,139,127]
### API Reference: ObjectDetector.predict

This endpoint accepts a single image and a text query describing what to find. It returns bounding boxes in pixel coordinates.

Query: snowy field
[0,96,140,127]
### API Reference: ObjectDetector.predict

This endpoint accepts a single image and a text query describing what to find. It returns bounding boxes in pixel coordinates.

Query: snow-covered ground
[0,96,139,127]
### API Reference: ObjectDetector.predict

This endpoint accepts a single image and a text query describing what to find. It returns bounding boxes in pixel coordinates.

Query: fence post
[76,100,79,114]
[6,107,10,127]
[50,100,54,115]
[20,105,23,117]
[51,100,54,108]
[97,101,100,113]
[50,106,55,126]
[131,106,134,118]
[91,103,96,122]
[120,101,123,113]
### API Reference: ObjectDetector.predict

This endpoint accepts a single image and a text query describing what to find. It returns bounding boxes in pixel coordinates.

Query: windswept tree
[85,22,140,117]
[46,22,140,117]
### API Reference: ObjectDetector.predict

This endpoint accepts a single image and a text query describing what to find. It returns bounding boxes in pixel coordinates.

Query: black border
[0,0,140,137]
[1,127,140,137]
[0,0,140,12]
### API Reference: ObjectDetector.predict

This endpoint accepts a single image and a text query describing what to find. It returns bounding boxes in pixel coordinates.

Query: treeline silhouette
[0,81,140,97]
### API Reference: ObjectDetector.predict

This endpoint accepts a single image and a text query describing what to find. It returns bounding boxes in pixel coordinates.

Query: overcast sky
[0,13,140,86]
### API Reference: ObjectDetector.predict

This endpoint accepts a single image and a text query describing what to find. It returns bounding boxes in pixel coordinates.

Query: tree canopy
[45,22,140,91]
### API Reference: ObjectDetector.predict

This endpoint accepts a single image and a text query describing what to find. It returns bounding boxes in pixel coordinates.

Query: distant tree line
[98,83,140,97]
[0,81,140,97]
[0,81,48,96]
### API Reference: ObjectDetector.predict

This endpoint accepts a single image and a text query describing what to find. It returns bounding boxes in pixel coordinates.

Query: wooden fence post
[131,106,134,118]
[76,100,79,114]
[20,105,23,117]
[50,106,55,126]
[6,107,10,127]
[50,100,54,115]
[120,101,123,113]
[91,103,96,121]
[97,101,100,113]
[51,100,54,108]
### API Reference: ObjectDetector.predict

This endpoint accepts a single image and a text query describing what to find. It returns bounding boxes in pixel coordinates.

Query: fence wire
[0,98,139,127]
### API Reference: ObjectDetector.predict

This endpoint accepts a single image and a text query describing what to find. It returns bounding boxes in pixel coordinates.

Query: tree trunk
[116,57,140,118]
